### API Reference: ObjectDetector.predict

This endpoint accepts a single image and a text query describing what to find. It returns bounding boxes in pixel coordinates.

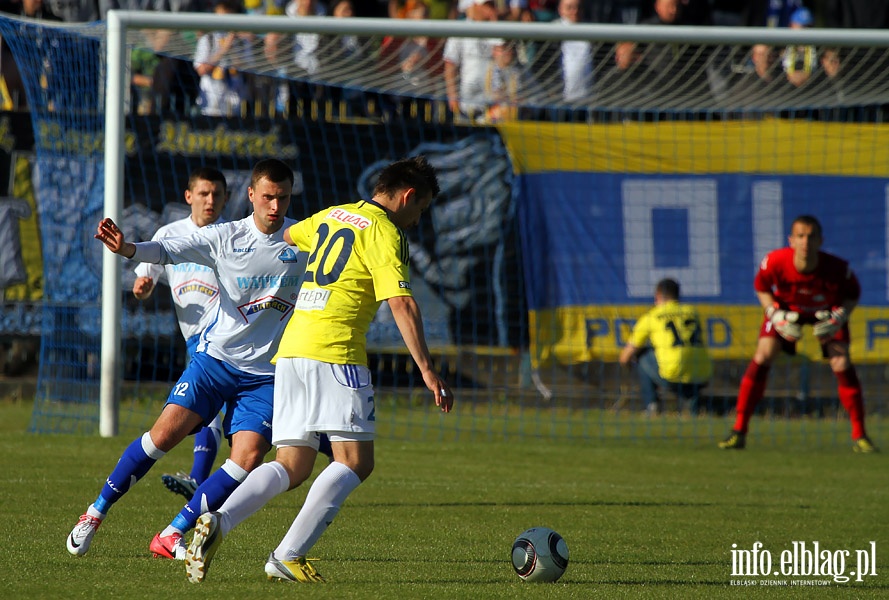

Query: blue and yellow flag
[498,120,889,365]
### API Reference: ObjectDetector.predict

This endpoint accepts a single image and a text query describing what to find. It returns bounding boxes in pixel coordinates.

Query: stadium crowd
[0,0,887,120]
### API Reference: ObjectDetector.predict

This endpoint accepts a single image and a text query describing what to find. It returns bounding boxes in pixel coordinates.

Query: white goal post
[100,11,889,436]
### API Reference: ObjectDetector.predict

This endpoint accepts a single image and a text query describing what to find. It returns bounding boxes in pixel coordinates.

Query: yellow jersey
[273,200,412,365]
[629,300,712,384]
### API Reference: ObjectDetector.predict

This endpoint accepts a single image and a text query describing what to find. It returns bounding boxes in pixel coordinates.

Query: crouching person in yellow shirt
[619,278,713,415]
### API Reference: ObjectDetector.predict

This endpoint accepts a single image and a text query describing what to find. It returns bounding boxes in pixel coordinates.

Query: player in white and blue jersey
[68,159,313,561]
[132,167,229,506]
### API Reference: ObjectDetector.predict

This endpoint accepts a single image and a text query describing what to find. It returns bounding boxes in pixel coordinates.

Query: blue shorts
[184,336,226,421]
[185,334,201,364]
[164,351,273,443]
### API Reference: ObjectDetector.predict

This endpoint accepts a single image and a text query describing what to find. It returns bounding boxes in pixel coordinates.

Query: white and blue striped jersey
[134,216,223,343]
[135,215,307,375]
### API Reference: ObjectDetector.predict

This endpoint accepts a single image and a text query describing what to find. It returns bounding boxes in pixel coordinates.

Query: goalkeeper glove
[813,307,848,340]
[766,304,801,342]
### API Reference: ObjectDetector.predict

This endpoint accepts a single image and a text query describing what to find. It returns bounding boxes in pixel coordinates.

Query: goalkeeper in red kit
[719,215,877,453]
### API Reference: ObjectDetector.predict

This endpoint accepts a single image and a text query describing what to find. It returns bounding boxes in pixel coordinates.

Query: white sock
[221,458,249,482]
[276,461,361,560]
[217,461,290,536]
[142,431,166,460]
[86,505,105,520]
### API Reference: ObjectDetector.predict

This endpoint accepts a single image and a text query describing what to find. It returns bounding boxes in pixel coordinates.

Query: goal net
[4,12,887,447]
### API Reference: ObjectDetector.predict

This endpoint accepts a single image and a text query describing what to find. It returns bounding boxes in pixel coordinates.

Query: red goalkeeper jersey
[754,247,861,317]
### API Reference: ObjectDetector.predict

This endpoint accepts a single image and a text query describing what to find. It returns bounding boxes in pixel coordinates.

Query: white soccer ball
[511,527,569,583]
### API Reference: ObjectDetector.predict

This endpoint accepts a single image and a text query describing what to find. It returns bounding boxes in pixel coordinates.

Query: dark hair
[214,0,244,13]
[188,166,227,194]
[373,155,440,201]
[251,158,294,189]
[792,214,822,237]
[656,278,680,300]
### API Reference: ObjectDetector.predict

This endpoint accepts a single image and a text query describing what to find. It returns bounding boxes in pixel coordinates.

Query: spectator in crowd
[593,39,651,108]
[193,0,255,117]
[0,0,58,21]
[718,215,877,453]
[823,1,889,106]
[47,0,97,21]
[640,0,680,24]
[443,0,498,120]
[727,43,787,110]
[634,0,721,108]
[130,48,160,115]
[636,0,711,24]
[515,7,540,65]
[556,0,594,108]
[243,0,285,14]
[802,47,846,114]
[262,0,328,112]
[820,47,841,78]
[743,0,806,27]
[318,0,369,114]
[613,0,678,106]
[749,43,781,84]
[240,0,286,116]
[381,0,444,93]
[614,40,642,73]
[483,39,537,122]
[619,278,712,416]
[263,0,322,75]
[781,7,818,87]
[0,0,61,110]
[527,0,558,21]
[584,0,641,24]
[113,0,202,114]
[390,0,455,19]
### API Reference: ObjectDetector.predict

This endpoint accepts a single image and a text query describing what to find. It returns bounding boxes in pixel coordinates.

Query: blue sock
[171,459,247,533]
[189,427,220,484]
[95,433,165,514]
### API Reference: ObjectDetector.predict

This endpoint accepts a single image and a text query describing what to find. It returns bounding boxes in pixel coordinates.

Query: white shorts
[273,357,376,447]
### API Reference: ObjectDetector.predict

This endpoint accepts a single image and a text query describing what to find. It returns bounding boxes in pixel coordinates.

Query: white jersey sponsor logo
[295,288,331,311]
[238,295,295,322]
[328,208,371,230]
[174,279,219,300]
[156,215,306,375]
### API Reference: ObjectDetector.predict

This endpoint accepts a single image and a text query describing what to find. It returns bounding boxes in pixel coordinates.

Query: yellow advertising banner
[530,305,889,367]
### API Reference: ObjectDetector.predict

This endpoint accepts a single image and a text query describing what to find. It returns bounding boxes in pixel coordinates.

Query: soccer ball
[511,527,569,583]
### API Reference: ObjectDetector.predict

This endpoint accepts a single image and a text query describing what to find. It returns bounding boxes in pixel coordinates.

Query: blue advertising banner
[499,120,889,364]
[518,172,887,308]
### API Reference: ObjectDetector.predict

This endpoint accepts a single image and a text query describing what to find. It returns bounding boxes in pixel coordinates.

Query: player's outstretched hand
[95,218,134,257]
[767,305,802,342]
[422,369,453,413]
[95,218,124,252]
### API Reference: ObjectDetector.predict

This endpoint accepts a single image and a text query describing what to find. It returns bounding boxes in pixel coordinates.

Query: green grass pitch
[1,399,885,599]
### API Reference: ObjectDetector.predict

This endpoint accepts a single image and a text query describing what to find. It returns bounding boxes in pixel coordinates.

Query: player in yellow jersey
[186,155,453,584]
[619,278,712,415]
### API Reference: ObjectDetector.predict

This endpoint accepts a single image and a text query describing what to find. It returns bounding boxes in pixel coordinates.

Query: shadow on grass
[353,500,714,507]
